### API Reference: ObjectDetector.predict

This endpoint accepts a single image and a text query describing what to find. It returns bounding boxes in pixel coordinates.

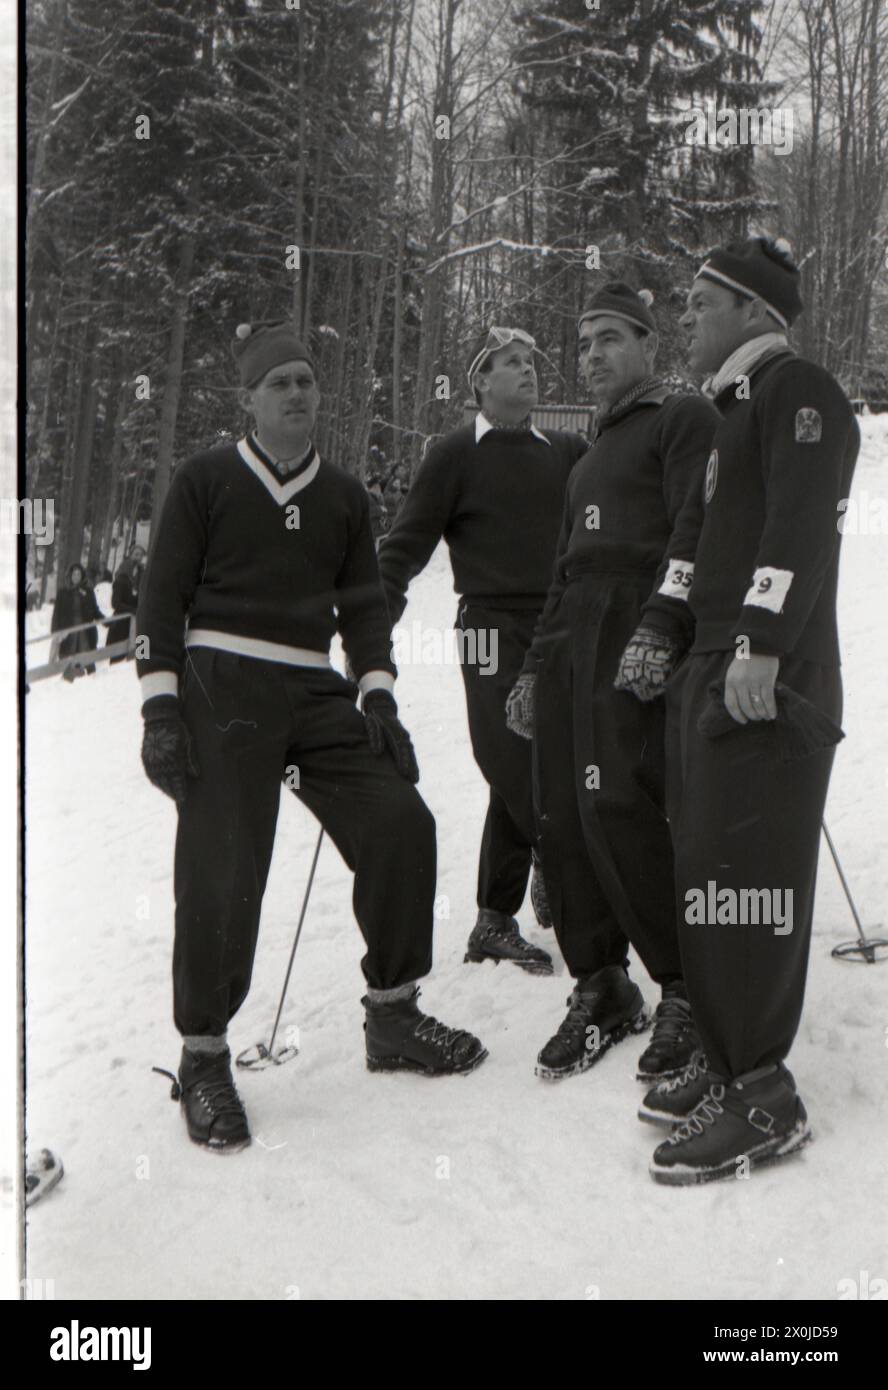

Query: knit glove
[614,626,683,702]
[363,689,419,783]
[505,672,536,739]
[141,695,200,804]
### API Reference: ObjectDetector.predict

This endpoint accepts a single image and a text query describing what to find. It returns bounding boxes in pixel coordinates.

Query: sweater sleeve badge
[703,449,719,504]
[795,407,822,443]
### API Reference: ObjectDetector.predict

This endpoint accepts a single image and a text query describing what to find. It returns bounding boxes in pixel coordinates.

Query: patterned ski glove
[505,672,536,739]
[614,626,683,702]
[141,695,200,804]
[363,689,420,783]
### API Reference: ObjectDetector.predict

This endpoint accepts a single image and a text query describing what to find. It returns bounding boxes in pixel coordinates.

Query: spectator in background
[51,563,101,676]
[366,476,389,545]
[106,552,143,663]
[383,473,404,516]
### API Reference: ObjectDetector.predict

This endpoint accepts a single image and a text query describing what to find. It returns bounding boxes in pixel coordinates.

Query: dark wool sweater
[136,436,396,684]
[690,352,860,665]
[522,388,721,671]
[377,424,588,622]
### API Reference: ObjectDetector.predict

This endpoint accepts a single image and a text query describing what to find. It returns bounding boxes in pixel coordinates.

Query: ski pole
[267,825,325,1053]
[236,825,325,1068]
[823,821,867,943]
[823,820,887,964]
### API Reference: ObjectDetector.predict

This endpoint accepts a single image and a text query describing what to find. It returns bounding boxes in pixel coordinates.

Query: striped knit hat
[694,236,804,329]
[578,282,657,335]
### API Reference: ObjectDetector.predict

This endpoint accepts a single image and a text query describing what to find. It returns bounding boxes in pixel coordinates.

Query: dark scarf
[600,375,669,428]
[594,374,699,439]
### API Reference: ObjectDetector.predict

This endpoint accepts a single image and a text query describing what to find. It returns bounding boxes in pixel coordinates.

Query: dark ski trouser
[173,648,436,1037]
[457,601,538,916]
[533,573,681,984]
[666,650,841,1078]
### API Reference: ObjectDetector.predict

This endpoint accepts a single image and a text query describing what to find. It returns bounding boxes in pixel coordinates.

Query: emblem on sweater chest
[704,449,718,504]
[795,407,822,443]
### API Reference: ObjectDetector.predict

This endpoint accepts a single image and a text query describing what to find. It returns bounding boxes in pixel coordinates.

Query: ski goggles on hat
[467,327,536,387]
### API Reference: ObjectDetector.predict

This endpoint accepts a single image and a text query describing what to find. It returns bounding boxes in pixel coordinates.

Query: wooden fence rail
[26,615,137,684]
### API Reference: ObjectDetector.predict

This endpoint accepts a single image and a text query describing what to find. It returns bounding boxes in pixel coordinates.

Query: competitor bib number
[743,566,793,613]
[658,559,695,602]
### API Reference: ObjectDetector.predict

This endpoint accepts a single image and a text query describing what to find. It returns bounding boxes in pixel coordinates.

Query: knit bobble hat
[231,320,315,388]
[578,281,657,335]
[694,236,804,328]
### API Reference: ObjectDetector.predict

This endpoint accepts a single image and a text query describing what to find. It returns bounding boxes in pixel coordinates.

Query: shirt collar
[238,435,321,506]
[475,412,550,445]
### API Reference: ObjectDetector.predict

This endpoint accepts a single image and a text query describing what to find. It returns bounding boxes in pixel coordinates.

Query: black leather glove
[141,695,200,804]
[505,672,536,739]
[614,625,683,702]
[362,689,419,783]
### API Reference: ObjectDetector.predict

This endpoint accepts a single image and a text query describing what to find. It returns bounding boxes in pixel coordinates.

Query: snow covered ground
[18,418,888,1300]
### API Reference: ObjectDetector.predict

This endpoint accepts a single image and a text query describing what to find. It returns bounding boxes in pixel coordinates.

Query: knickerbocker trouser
[172,648,436,1036]
[666,650,842,1078]
[457,601,539,916]
[533,572,681,983]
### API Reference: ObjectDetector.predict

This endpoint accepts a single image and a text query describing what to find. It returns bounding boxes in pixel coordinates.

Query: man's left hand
[723,653,780,724]
[363,689,420,782]
[614,626,682,702]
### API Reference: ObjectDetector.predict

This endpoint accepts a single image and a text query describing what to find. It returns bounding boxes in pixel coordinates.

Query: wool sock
[365,982,417,1005]
[183,1032,228,1056]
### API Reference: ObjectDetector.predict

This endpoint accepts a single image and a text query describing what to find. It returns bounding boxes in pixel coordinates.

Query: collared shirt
[475,412,550,445]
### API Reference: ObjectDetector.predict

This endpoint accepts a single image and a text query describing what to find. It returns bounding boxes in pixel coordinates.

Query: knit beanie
[232,320,315,388]
[693,236,804,329]
[578,282,657,335]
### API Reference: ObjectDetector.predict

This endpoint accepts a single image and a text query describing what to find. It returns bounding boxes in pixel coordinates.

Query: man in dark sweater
[137,321,486,1154]
[645,237,860,1185]
[506,283,720,1083]
[377,327,588,974]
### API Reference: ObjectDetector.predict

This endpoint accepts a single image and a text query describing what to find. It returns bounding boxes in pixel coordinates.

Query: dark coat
[111,568,140,615]
[689,351,860,665]
[52,575,101,661]
[106,563,142,658]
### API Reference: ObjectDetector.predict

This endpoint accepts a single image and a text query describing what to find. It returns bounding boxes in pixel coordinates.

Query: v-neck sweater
[136,435,396,686]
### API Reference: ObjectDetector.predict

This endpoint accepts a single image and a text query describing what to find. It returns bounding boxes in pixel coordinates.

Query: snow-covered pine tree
[27,0,401,581]
[509,0,780,373]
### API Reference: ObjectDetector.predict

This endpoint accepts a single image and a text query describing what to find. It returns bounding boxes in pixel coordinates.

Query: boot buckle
[747,1105,774,1134]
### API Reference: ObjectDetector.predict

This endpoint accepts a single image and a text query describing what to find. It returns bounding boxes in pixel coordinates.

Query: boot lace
[648,996,692,1045]
[555,992,598,1045]
[656,1053,709,1096]
[481,920,546,959]
[192,1077,248,1121]
[414,1014,475,1059]
[668,1083,727,1144]
[152,1062,246,1120]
